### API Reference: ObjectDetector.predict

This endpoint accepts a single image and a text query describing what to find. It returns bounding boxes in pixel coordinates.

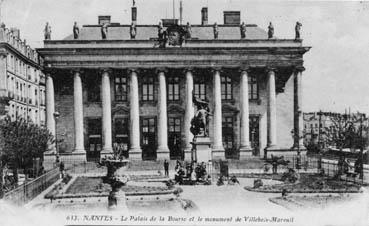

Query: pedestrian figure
[164,159,169,177]
[59,161,65,179]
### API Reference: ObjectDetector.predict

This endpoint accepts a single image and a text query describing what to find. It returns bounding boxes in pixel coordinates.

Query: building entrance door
[141,118,157,160]
[114,118,129,158]
[168,117,182,160]
[87,118,102,161]
[249,116,260,156]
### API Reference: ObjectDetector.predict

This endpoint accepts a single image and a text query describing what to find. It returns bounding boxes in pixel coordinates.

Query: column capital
[100,68,112,74]
[127,68,140,74]
[155,68,167,74]
[239,66,252,73]
[293,66,305,73]
[183,67,195,74]
[211,67,222,74]
[265,67,277,74]
[71,68,84,75]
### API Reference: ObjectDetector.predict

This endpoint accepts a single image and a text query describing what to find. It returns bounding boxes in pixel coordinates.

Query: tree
[321,113,368,151]
[0,116,54,185]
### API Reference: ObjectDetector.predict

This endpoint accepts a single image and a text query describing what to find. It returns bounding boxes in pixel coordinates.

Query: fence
[3,167,60,206]
[288,155,365,185]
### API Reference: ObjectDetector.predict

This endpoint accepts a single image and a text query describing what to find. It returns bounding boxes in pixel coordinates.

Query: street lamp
[291,129,301,170]
[53,111,60,155]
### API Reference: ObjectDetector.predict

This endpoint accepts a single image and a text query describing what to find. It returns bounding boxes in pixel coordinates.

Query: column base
[157,147,170,160]
[73,148,86,154]
[101,148,114,158]
[239,145,253,159]
[212,146,225,160]
[129,147,142,160]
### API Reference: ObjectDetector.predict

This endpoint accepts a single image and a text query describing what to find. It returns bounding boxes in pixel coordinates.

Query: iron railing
[3,167,60,206]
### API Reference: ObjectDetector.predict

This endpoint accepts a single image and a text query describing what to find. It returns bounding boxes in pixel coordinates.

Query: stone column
[294,66,305,149]
[73,70,86,153]
[184,68,194,161]
[128,69,142,159]
[156,68,170,160]
[239,68,252,158]
[212,68,225,159]
[266,68,277,149]
[45,73,56,153]
[101,69,113,156]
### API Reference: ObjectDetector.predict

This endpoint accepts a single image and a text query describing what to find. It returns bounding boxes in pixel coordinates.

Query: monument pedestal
[193,136,212,163]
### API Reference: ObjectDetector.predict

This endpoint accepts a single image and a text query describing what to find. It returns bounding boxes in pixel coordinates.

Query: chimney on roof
[10,28,20,39]
[98,16,111,25]
[223,11,240,25]
[201,7,208,25]
[131,6,137,25]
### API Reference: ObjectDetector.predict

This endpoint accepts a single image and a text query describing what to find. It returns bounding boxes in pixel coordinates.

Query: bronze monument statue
[190,92,211,137]
[295,21,302,40]
[268,22,274,39]
[130,22,136,39]
[73,22,79,39]
[213,23,219,39]
[240,22,246,39]
[44,22,51,40]
[101,23,108,39]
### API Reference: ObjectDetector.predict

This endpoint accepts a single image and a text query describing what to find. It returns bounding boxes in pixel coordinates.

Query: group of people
[164,160,211,185]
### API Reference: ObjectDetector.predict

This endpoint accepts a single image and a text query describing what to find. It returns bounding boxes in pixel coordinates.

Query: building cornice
[0,43,41,69]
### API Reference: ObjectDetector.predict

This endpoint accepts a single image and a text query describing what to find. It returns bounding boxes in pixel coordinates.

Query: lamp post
[291,130,301,170]
[53,111,60,155]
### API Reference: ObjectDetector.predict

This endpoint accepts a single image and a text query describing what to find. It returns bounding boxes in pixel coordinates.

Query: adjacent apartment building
[0,24,46,125]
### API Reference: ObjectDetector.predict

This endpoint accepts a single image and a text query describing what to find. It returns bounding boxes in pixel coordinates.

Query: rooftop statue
[295,21,302,40]
[185,22,192,39]
[240,22,246,39]
[130,22,136,39]
[73,22,79,39]
[213,22,219,39]
[101,23,108,39]
[268,22,274,39]
[44,22,51,40]
[157,22,167,48]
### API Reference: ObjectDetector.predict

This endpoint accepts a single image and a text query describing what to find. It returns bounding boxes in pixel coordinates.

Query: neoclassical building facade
[38,9,310,163]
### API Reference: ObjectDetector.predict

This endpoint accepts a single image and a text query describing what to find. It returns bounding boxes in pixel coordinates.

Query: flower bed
[244,174,362,193]
[45,176,181,199]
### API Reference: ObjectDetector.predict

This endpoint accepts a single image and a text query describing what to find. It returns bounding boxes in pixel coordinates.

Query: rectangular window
[248,75,258,100]
[222,116,234,150]
[221,75,233,100]
[141,76,155,101]
[167,76,180,101]
[169,117,181,133]
[114,75,128,101]
[194,80,206,100]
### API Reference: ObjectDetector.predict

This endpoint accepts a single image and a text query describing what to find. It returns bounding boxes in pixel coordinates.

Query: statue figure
[185,22,192,39]
[190,93,212,136]
[44,22,51,40]
[213,22,219,39]
[157,22,167,48]
[73,22,79,39]
[101,23,108,39]
[268,22,274,39]
[240,22,246,39]
[295,21,302,40]
[132,0,136,6]
[130,22,136,39]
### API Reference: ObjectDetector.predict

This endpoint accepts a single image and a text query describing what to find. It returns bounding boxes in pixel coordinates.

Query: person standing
[164,160,169,177]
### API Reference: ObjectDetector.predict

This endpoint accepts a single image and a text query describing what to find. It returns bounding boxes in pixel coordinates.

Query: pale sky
[2,0,369,114]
